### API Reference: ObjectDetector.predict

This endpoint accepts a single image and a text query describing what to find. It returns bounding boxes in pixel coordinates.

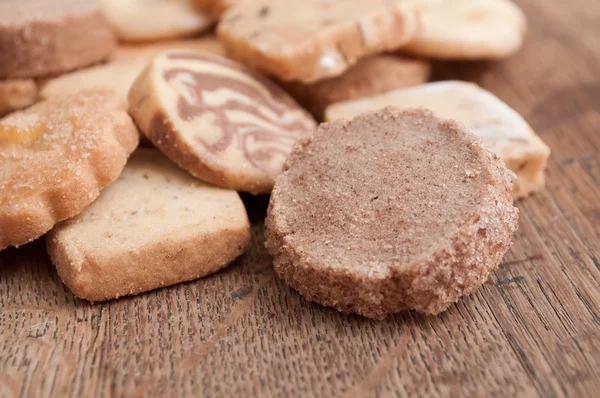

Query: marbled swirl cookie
[326,81,550,199]
[217,0,421,82]
[129,50,316,194]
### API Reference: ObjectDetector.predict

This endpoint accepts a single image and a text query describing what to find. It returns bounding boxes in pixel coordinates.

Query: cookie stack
[1,0,550,319]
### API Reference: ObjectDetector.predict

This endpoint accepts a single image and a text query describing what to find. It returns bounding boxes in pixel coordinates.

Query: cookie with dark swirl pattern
[128,50,316,194]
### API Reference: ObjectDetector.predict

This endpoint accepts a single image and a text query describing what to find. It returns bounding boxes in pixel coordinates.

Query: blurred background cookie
[0,0,116,79]
[47,149,250,302]
[0,90,138,250]
[128,50,316,194]
[217,0,421,82]
[403,0,527,59]
[326,81,550,199]
[100,0,214,43]
[0,79,38,117]
[193,0,241,18]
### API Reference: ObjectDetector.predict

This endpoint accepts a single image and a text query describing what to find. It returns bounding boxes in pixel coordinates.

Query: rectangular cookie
[280,55,430,120]
[47,149,250,301]
[325,81,550,199]
[217,0,422,82]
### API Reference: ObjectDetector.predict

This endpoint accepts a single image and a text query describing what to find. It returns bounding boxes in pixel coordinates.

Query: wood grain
[1,0,599,396]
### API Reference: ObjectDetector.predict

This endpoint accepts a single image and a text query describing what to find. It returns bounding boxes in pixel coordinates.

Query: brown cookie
[193,0,241,18]
[0,0,117,79]
[0,90,139,251]
[280,55,431,120]
[266,107,518,319]
[217,0,421,82]
[0,79,38,116]
[47,148,250,302]
[128,50,316,194]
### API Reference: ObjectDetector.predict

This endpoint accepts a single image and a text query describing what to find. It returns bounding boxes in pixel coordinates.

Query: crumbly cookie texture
[266,107,518,319]
[100,0,214,43]
[217,0,422,83]
[0,0,116,79]
[280,55,431,120]
[402,0,527,59]
[47,149,250,302]
[40,37,225,104]
[128,50,316,194]
[0,89,139,251]
[193,0,241,18]
[0,79,38,116]
[326,81,549,199]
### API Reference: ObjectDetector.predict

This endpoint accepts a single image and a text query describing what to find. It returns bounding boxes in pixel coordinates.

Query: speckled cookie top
[269,107,515,277]
[0,0,99,25]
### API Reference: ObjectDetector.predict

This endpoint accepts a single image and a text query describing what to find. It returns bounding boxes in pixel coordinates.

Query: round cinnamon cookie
[128,50,316,194]
[266,107,518,319]
[0,0,116,79]
[0,89,139,251]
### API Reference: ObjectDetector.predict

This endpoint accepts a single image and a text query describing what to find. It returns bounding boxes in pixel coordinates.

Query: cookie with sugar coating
[47,149,250,302]
[0,79,38,116]
[128,49,316,194]
[402,0,527,59]
[0,0,116,79]
[100,0,214,43]
[217,0,421,82]
[0,89,139,251]
[280,55,431,120]
[325,81,549,199]
[266,107,518,319]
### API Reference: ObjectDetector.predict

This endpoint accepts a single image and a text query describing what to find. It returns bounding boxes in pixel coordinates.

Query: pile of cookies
[0,0,550,318]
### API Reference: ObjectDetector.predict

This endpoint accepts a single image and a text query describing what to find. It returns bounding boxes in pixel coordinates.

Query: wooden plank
[1,0,599,396]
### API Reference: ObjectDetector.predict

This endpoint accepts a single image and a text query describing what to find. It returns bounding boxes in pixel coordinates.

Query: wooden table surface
[1,0,599,397]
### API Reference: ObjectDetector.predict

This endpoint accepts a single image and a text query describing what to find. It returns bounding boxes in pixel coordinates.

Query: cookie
[266,107,518,319]
[217,0,421,82]
[193,0,241,18]
[402,0,527,59]
[0,90,139,251]
[280,55,431,120]
[40,37,225,104]
[325,81,550,199]
[128,50,316,194]
[0,79,38,116]
[0,0,116,79]
[47,148,250,302]
[100,0,214,43]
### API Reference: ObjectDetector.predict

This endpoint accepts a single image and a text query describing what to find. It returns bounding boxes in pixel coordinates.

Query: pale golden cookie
[47,149,250,302]
[403,0,527,59]
[0,90,139,251]
[0,79,38,117]
[325,81,550,199]
[267,107,518,319]
[40,37,225,104]
[128,50,316,194]
[217,0,421,82]
[100,0,214,43]
[0,0,116,79]
[280,55,431,120]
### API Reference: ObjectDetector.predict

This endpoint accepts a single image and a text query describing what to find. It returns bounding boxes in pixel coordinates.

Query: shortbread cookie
[193,0,241,18]
[0,90,139,251]
[217,0,421,82]
[47,149,250,302]
[0,79,38,116]
[0,0,116,79]
[403,0,527,59]
[280,55,431,120]
[266,107,518,319]
[326,81,549,199]
[129,50,316,193]
[100,0,214,43]
[40,37,225,103]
